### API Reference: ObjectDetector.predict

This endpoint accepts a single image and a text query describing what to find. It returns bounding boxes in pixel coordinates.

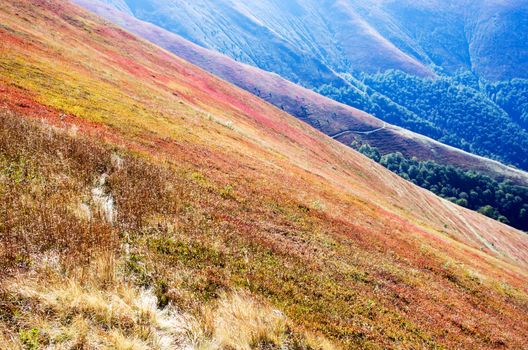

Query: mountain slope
[374,0,528,80]
[91,0,528,82]
[89,0,528,171]
[1,0,528,348]
[74,0,528,188]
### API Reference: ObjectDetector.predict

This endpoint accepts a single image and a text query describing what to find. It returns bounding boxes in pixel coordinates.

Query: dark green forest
[354,142,528,232]
[315,71,528,170]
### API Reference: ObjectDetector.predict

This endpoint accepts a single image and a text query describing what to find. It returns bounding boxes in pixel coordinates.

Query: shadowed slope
[87,0,528,82]
[365,0,528,80]
[1,0,528,348]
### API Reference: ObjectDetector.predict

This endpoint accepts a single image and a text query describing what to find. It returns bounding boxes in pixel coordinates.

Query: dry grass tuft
[189,291,335,350]
[108,330,151,350]
[0,329,22,350]
[5,253,191,350]
[208,291,288,349]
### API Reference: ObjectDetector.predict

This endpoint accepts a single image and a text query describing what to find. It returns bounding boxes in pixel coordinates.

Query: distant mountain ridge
[99,0,132,15]
[95,0,528,82]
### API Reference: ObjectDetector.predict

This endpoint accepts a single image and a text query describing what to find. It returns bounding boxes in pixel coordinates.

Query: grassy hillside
[73,0,528,230]
[72,0,528,187]
[1,0,528,349]
[87,0,528,171]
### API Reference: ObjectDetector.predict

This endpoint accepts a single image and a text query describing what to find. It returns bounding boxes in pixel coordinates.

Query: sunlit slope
[1,0,528,348]
[74,0,528,186]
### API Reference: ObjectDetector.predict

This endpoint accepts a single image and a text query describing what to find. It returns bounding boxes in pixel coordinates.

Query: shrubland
[1,1,528,348]
[0,112,334,349]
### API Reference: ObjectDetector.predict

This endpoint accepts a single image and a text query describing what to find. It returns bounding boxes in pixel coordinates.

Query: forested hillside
[355,143,528,232]
[318,72,528,169]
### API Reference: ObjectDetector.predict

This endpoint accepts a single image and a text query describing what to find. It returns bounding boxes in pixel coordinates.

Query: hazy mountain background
[91,0,528,170]
[100,0,528,81]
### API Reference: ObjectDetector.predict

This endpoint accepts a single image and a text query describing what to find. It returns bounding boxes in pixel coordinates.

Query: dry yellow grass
[189,291,336,350]
[4,249,334,350]
[5,252,187,349]
[0,329,22,350]
[207,291,288,349]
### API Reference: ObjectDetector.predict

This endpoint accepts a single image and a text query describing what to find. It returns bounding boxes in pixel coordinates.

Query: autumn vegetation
[1,1,528,349]
[0,112,333,349]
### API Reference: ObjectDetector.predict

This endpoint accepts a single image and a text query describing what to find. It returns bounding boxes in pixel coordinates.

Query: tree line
[314,71,528,170]
[354,142,528,232]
